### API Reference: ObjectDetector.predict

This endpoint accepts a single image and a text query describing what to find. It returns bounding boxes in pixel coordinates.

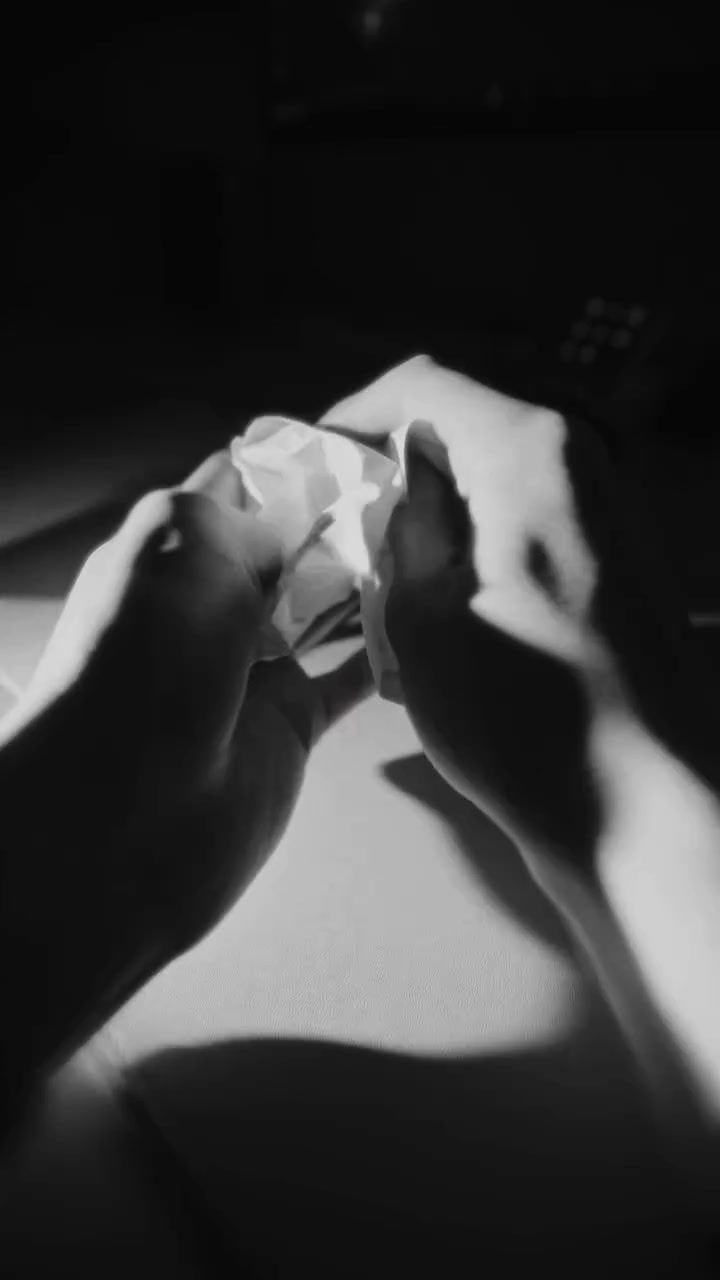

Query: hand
[324,360,720,1166]
[321,356,718,881]
[0,452,371,1091]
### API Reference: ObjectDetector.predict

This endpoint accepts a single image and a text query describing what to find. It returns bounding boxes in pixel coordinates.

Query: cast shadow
[125,1034,703,1280]
[122,759,715,1277]
[381,751,570,958]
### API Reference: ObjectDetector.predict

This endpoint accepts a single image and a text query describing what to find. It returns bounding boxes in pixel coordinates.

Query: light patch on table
[102,640,580,1071]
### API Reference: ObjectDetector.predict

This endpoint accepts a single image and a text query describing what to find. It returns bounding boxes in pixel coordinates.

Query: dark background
[2,3,720,605]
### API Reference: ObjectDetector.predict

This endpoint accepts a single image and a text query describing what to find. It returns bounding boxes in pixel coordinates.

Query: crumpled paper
[230,416,410,699]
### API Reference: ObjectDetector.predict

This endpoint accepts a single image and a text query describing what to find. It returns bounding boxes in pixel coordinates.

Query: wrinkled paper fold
[231,416,410,699]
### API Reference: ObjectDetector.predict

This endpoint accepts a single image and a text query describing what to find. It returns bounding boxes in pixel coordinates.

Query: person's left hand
[0,452,371,1088]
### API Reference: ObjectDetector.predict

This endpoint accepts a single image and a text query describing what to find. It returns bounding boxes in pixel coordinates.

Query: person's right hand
[321,356,719,890]
[325,359,720,1172]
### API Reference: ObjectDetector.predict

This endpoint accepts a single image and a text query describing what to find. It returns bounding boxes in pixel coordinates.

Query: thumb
[388,420,473,585]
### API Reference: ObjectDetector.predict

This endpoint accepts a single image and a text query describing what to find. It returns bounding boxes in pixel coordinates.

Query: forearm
[0,834,169,1130]
[592,707,720,1111]
[546,707,720,1207]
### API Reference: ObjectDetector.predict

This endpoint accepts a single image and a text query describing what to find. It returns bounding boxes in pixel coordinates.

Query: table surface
[0,500,717,1277]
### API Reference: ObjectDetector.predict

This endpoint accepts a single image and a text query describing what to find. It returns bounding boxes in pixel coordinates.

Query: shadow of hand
[123,1034,690,1279]
[382,753,572,958]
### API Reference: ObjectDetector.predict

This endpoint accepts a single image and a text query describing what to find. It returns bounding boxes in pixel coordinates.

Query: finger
[242,655,317,751]
[161,493,285,596]
[24,492,179,705]
[317,354,433,434]
[403,418,454,479]
[310,647,374,741]
[128,496,287,754]
[180,450,245,508]
[387,423,472,584]
[113,488,177,564]
[243,647,373,749]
